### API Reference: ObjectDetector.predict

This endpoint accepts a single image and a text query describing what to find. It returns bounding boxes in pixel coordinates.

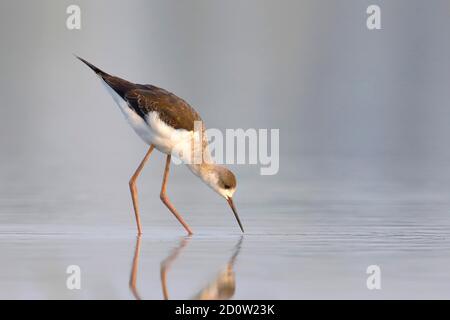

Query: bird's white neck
[187,162,220,192]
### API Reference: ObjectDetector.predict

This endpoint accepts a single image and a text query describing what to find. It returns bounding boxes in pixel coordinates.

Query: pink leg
[129,145,154,235]
[160,155,193,235]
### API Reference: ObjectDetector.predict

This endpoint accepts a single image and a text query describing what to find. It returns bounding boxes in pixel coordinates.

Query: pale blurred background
[1,0,450,299]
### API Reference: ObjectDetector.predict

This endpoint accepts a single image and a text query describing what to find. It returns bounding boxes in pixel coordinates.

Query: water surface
[1,156,450,299]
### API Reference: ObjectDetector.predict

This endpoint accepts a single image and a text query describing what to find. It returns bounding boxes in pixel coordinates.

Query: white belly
[101,79,194,159]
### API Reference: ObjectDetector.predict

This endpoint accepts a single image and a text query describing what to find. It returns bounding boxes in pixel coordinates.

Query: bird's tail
[75,55,137,101]
[75,55,109,78]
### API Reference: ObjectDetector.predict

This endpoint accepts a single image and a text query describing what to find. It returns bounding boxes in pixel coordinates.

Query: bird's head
[202,165,244,233]
[213,166,237,199]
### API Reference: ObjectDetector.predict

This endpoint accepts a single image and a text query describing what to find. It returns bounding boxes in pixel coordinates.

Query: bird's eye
[223,184,230,190]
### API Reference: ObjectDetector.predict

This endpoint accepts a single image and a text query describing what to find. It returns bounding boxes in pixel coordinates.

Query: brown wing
[76,56,202,131]
[124,86,202,131]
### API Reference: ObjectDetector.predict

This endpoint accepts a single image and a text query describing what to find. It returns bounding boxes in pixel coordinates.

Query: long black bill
[227,197,244,233]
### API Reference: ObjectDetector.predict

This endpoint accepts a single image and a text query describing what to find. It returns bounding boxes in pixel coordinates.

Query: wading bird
[77,57,243,235]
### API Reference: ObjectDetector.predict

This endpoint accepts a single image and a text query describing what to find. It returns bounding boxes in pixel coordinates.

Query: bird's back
[124,86,202,132]
[77,56,202,132]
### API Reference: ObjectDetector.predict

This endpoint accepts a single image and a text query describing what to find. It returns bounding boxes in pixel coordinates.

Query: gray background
[1,0,450,299]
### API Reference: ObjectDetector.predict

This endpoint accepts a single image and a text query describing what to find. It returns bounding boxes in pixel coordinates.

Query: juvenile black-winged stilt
[77,56,243,235]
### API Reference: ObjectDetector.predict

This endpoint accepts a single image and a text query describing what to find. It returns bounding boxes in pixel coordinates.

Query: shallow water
[1,155,450,299]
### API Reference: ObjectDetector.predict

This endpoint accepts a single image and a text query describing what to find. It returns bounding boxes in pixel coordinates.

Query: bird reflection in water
[129,236,243,300]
